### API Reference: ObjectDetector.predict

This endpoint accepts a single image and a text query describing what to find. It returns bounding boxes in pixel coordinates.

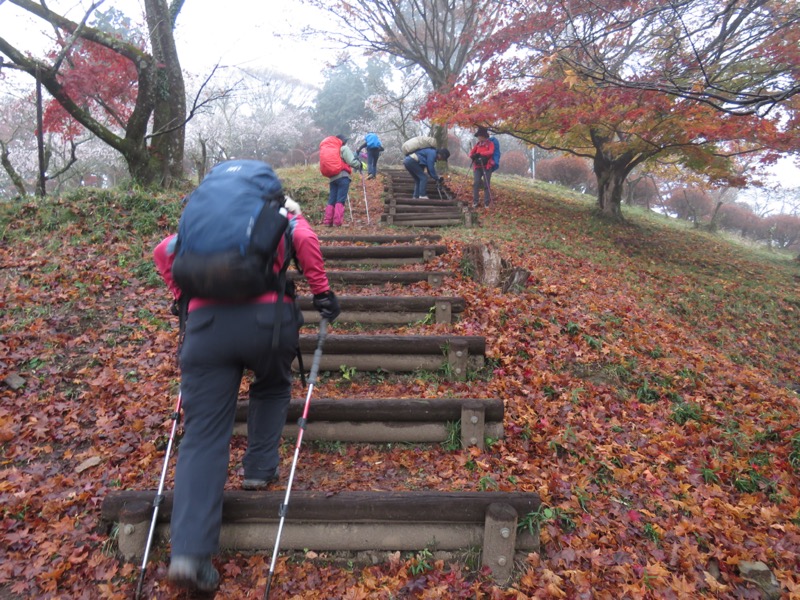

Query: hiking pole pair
[134,392,182,600]
[361,171,371,224]
[263,318,329,599]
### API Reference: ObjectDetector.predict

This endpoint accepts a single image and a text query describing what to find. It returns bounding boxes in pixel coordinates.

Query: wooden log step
[386,205,460,215]
[382,216,465,228]
[233,397,503,448]
[389,190,452,200]
[289,270,452,287]
[294,335,484,379]
[237,397,502,423]
[321,244,447,259]
[381,210,464,223]
[385,218,465,228]
[297,295,464,324]
[319,234,442,244]
[103,490,540,582]
[298,334,485,355]
[385,198,460,207]
[104,490,539,526]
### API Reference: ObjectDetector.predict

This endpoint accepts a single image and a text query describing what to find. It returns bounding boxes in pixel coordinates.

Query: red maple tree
[422,0,800,220]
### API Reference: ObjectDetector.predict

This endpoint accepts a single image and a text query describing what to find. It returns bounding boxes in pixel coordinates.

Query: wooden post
[461,401,486,449]
[482,503,518,584]
[428,273,444,287]
[117,503,151,560]
[423,248,434,262]
[447,339,469,382]
[435,301,452,324]
[464,209,474,228]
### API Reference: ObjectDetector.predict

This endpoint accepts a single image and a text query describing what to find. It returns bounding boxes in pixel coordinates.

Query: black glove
[438,176,445,183]
[313,290,341,322]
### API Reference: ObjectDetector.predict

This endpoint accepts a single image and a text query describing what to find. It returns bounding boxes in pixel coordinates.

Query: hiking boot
[168,556,220,593]
[242,473,278,490]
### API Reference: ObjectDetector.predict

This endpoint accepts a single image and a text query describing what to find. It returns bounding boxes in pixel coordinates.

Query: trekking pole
[263,319,328,599]
[346,194,354,223]
[480,164,493,206]
[134,391,182,600]
[361,172,371,224]
[436,178,445,201]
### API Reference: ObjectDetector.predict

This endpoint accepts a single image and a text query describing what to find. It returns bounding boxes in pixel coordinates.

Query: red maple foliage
[1,171,799,598]
[42,39,138,139]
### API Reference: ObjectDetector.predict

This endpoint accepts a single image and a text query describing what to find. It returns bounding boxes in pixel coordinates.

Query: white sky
[0,0,331,85]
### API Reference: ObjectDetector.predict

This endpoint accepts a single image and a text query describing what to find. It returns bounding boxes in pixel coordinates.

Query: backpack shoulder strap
[270,225,297,350]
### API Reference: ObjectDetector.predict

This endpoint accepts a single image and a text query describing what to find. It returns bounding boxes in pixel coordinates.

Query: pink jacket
[154,213,330,312]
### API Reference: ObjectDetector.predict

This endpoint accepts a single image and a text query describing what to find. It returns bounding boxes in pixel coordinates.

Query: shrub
[666,188,716,222]
[501,150,531,176]
[536,155,595,193]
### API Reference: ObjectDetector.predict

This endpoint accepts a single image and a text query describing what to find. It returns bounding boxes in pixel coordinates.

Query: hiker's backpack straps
[270,224,297,350]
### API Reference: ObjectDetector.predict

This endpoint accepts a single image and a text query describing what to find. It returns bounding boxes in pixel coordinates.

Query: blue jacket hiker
[403,146,451,199]
[356,132,384,179]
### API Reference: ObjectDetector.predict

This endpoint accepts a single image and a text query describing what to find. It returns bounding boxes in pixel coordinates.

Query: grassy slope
[0,168,799,598]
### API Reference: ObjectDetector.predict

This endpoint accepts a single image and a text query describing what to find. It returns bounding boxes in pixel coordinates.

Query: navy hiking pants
[170,301,300,557]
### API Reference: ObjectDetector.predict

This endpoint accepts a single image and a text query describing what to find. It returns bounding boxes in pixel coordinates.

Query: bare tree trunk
[145,0,186,187]
[591,128,647,221]
[0,141,28,196]
[1,0,188,188]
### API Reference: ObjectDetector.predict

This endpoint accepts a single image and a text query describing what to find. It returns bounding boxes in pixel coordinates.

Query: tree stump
[500,260,530,293]
[462,243,530,293]
[463,242,502,286]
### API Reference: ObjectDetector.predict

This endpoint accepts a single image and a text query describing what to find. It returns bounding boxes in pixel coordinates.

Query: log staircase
[381,168,476,227]
[102,231,540,588]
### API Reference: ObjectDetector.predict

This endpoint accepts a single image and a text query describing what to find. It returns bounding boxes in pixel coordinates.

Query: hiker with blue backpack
[152,159,341,593]
[469,126,499,208]
[356,132,384,179]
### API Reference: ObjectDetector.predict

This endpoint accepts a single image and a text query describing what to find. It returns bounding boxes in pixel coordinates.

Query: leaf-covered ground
[1,170,799,599]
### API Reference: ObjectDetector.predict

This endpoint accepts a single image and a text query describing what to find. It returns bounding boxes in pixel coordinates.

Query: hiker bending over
[403,144,450,199]
[152,160,340,593]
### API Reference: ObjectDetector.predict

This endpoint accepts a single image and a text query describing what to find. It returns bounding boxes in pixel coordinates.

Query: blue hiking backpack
[489,136,501,172]
[365,133,381,148]
[171,159,294,301]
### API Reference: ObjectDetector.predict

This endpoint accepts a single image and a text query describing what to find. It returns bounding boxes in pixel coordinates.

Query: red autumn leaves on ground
[1,172,799,598]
